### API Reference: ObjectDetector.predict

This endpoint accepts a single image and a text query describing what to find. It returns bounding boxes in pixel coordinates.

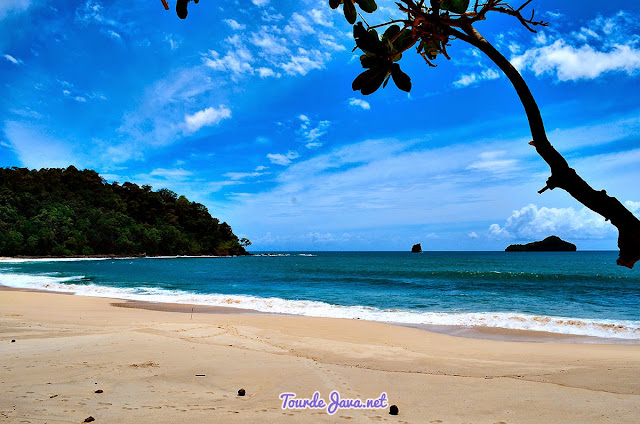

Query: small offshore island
[0,167,248,257]
[505,235,577,252]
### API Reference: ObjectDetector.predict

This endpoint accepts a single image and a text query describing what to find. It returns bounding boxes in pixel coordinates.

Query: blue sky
[1,0,639,251]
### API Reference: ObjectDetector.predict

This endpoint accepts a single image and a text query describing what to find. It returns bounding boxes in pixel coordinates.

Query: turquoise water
[1,252,639,339]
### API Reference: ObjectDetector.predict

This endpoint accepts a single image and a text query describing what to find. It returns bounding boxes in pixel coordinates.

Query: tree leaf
[343,0,357,24]
[352,66,389,95]
[441,0,469,14]
[353,22,386,55]
[391,29,415,53]
[329,0,341,9]
[382,75,391,88]
[390,63,412,92]
[360,54,381,68]
[382,25,401,43]
[424,38,441,60]
[355,0,377,13]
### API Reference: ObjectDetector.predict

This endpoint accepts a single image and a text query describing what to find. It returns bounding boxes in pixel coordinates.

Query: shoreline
[2,284,638,345]
[1,288,639,423]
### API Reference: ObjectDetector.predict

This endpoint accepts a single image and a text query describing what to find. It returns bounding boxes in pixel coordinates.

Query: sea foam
[1,271,639,340]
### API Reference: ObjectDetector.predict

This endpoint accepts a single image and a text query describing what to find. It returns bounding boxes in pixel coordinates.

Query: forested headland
[0,166,249,257]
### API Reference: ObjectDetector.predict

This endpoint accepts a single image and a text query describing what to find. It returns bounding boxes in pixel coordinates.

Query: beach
[1,288,639,423]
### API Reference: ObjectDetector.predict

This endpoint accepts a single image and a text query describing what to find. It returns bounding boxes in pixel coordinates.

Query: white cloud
[250,31,290,55]
[0,0,30,20]
[267,151,299,166]
[204,49,254,75]
[224,19,246,30]
[512,40,640,81]
[257,67,278,78]
[200,5,343,81]
[468,232,479,239]
[261,11,283,22]
[349,98,371,110]
[306,142,322,149]
[251,0,269,6]
[626,201,640,214]
[184,105,232,133]
[3,53,22,65]
[308,9,332,27]
[486,203,638,240]
[281,48,327,75]
[318,34,347,51]
[512,12,640,81]
[285,13,315,35]
[453,68,500,88]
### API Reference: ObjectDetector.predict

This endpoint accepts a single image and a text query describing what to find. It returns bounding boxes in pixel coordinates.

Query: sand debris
[129,361,159,368]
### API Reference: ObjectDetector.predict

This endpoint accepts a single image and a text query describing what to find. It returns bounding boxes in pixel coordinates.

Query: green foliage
[327,0,466,95]
[0,166,249,257]
[329,0,378,24]
[352,22,413,95]
[441,0,470,14]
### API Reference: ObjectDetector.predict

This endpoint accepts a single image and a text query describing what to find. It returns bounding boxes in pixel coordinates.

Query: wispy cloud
[466,150,519,176]
[3,122,83,169]
[297,114,330,146]
[223,171,267,180]
[75,0,128,40]
[148,168,194,181]
[0,0,30,20]
[165,34,182,50]
[267,150,299,166]
[224,19,246,30]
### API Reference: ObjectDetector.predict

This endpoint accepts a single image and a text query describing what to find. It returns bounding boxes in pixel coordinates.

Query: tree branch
[449,25,640,268]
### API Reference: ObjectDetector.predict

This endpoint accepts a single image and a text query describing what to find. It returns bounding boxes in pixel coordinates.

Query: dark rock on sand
[83,417,95,423]
[238,388,246,396]
[506,235,576,252]
[389,404,399,415]
[94,390,103,394]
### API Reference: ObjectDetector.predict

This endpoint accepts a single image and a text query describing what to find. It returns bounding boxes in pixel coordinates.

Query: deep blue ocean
[1,251,639,340]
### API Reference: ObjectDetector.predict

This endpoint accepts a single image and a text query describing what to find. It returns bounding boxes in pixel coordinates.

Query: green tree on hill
[0,166,248,257]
